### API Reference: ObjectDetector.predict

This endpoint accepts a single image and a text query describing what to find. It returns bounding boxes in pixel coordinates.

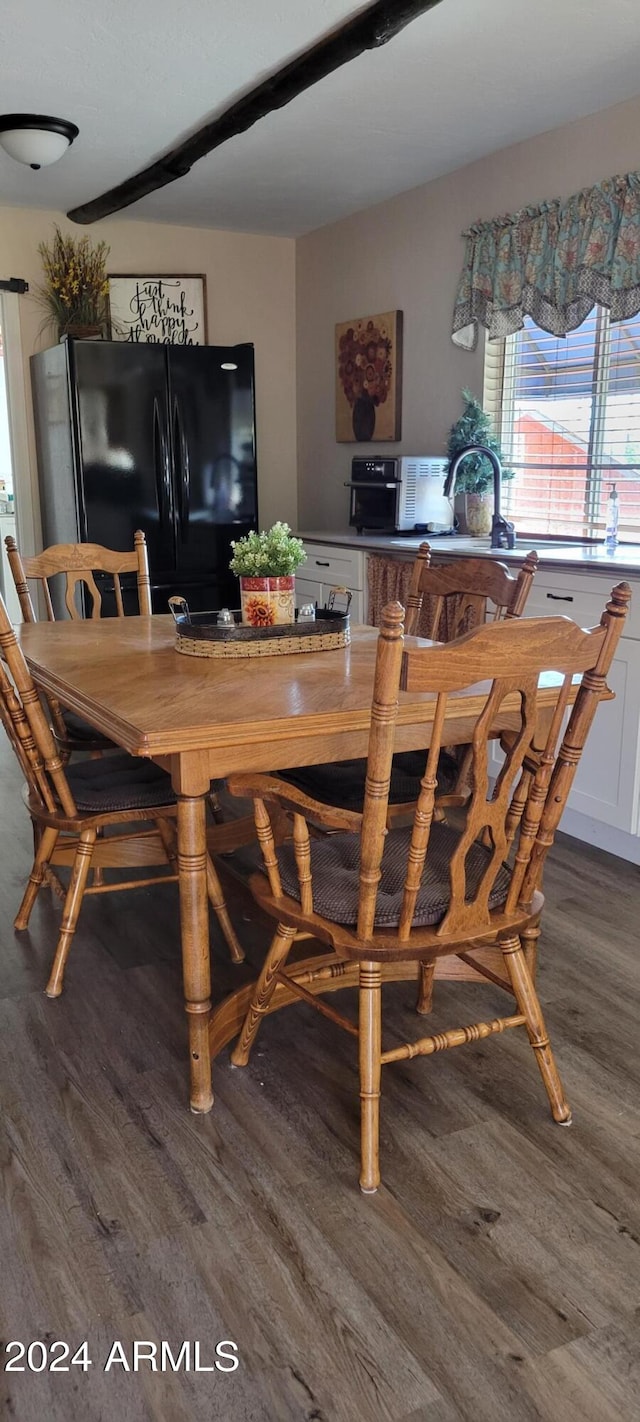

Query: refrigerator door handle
[153,396,172,529]
[173,395,190,537]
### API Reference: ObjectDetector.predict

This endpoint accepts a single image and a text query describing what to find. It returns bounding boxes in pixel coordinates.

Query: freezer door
[150,568,242,616]
[71,341,176,573]
[166,343,257,575]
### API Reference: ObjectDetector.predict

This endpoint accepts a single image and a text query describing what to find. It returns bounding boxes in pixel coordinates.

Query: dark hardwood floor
[1,737,639,1421]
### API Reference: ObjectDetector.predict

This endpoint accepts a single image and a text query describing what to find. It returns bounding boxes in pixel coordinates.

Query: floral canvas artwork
[335,310,403,442]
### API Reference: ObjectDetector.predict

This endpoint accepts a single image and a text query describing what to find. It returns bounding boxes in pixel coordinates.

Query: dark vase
[59,323,105,342]
[352,393,376,441]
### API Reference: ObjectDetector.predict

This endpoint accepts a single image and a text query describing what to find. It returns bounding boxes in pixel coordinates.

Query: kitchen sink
[384,535,594,553]
[440,537,589,552]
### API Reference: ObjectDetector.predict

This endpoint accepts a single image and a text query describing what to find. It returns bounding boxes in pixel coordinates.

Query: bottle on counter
[605,482,619,550]
[217,607,234,626]
[297,603,316,623]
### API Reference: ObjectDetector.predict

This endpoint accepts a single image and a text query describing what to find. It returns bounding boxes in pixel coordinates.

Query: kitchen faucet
[443,444,516,550]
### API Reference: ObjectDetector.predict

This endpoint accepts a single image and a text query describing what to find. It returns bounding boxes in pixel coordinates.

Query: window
[484,306,640,541]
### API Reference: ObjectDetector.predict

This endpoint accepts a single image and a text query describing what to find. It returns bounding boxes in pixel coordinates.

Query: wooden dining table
[18,613,577,1113]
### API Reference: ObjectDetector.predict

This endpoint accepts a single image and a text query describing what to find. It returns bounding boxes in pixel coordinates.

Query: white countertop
[298,530,640,578]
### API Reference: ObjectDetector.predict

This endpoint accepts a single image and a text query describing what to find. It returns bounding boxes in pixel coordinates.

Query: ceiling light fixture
[0,114,79,170]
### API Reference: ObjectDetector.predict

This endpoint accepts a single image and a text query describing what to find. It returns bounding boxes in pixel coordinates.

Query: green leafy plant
[36,226,110,339]
[446,389,513,493]
[229,522,307,577]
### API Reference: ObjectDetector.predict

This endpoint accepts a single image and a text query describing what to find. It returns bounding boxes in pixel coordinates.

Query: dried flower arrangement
[36,226,110,340]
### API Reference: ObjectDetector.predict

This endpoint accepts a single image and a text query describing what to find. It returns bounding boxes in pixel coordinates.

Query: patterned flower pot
[239,575,295,626]
[464,492,492,537]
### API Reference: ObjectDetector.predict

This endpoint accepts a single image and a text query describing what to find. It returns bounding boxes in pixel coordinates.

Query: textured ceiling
[1,0,640,235]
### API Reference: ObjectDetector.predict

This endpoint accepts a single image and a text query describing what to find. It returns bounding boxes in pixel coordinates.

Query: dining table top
[16,614,575,775]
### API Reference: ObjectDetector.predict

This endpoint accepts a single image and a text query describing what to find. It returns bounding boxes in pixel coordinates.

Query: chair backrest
[253,586,630,946]
[0,590,78,817]
[404,542,538,640]
[354,588,629,941]
[5,529,152,622]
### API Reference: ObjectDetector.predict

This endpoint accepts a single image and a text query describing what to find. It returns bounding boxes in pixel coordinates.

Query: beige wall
[0,207,296,547]
[296,92,640,531]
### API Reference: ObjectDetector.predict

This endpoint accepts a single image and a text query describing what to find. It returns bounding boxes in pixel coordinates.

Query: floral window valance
[452,171,640,349]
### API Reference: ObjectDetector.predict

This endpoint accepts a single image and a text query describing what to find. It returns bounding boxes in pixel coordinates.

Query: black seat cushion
[61,707,115,747]
[273,821,511,929]
[278,749,459,814]
[66,753,177,813]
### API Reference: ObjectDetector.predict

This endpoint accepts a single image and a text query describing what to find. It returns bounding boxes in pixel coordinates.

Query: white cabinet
[489,568,640,843]
[565,640,640,833]
[299,541,365,623]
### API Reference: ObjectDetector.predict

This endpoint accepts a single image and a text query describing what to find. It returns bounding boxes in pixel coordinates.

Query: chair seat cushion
[278,749,459,813]
[274,821,511,929]
[66,753,177,813]
[61,708,115,748]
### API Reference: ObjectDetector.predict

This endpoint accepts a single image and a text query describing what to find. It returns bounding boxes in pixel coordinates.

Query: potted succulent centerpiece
[230,522,307,626]
[446,389,514,536]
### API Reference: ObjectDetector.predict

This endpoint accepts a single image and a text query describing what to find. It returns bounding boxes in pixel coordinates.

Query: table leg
[177,789,213,1113]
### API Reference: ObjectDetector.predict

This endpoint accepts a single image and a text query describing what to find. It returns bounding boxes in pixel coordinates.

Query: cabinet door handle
[546,592,574,602]
[315,559,331,567]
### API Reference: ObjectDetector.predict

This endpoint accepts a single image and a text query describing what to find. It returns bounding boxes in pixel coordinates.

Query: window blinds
[484,308,640,540]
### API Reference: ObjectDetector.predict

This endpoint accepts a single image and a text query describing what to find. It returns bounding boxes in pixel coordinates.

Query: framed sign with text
[107,274,208,345]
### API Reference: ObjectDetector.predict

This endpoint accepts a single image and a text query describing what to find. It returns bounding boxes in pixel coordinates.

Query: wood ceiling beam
[67,0,444,225]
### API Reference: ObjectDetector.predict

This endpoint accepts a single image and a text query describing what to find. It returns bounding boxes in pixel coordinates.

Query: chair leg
[208,788,225,825]
[92,826,105,888]
[521,925,540,981]
[205,856,245,964]
[500,935,571,1124]
[416,961,435,1015]
[230,922,296,1066]
[14,826,60,929]
[156,816,179,874]
[45,828,96,998]
[359,961,382,1193]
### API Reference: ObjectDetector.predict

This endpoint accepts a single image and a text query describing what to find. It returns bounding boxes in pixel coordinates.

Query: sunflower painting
[335,310,403,442]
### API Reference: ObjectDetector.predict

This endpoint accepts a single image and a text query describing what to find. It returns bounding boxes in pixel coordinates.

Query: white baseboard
[558,808,640,865]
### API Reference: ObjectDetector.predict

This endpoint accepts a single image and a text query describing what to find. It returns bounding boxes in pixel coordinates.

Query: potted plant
[36,226,110,342]
[446,389,513,536]
[229,522,307,626]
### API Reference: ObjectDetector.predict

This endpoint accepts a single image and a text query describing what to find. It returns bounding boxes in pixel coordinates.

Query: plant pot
[239,575,295,626]
[464,492,492,537]
[59,324,104,341]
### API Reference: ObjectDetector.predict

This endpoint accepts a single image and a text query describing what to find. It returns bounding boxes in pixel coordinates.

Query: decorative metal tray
[168,592,351,658]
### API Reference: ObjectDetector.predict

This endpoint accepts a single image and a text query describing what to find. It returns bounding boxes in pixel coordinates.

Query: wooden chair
[4,530,152,758]
[278,543,539,813]
[6,529,152,623]
[226,584,630,1191]
[0,590,245,993]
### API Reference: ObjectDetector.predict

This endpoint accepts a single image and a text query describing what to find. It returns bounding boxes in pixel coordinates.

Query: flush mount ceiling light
[0,114,79,170]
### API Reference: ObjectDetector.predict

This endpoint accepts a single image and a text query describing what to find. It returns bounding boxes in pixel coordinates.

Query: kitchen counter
[297,530,640,577]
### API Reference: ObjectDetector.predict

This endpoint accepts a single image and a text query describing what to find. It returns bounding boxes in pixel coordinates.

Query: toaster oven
[345,456,454,534]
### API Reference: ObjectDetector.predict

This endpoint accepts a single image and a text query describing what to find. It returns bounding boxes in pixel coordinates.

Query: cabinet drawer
[302,542,364,591]
[526,571,640,640]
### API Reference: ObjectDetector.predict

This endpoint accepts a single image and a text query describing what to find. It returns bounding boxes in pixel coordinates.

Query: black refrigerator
[30,338,258,614]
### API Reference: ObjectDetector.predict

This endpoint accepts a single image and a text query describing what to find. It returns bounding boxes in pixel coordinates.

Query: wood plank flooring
[1,737,639,1421]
